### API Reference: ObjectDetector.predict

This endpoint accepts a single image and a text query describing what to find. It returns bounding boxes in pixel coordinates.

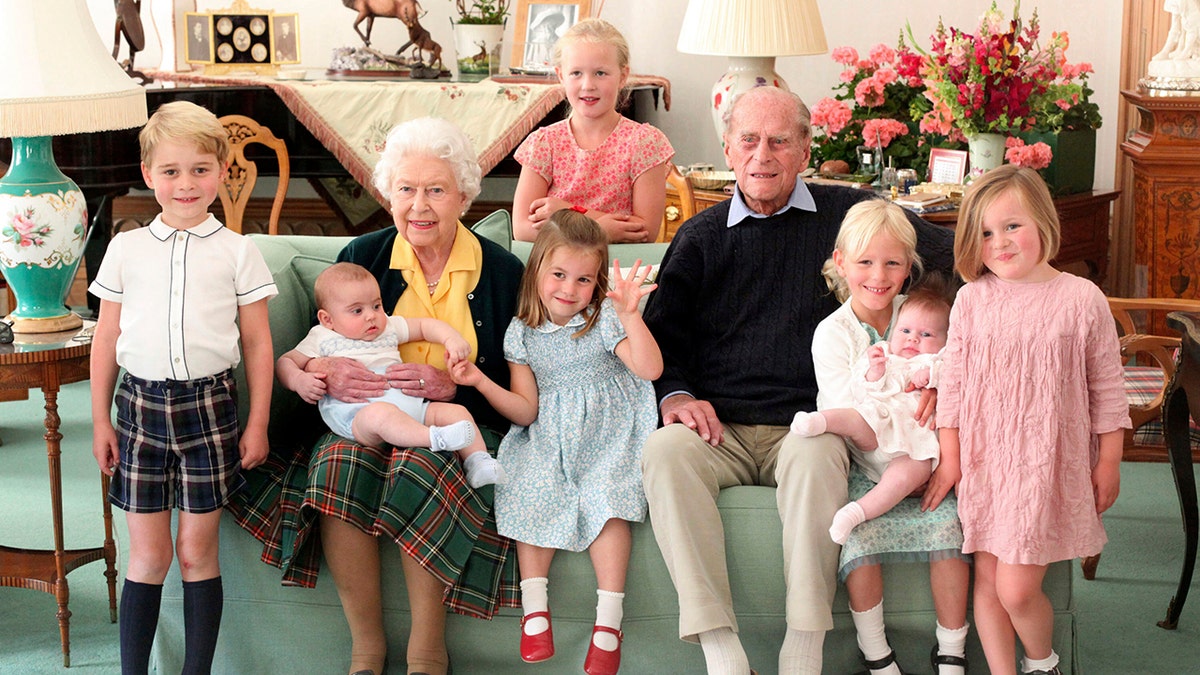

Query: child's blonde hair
[954,165,1061,282]
[553,18,631,108]
[518,209,609,338]
[822,199,924,302]
[139,101,229,167]
[314,262,377,312]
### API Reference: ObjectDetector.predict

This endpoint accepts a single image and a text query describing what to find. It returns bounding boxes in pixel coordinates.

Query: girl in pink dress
[512,19,674,244]
[923,166,1130,675]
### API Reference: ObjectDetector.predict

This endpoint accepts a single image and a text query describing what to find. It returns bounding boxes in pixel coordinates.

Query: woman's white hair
[371,117,482,205]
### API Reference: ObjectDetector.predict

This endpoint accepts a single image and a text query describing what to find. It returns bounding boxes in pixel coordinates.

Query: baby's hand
[295,371,327,404]
[865,344,888,381]
[443,335,471,364]
[449,359,483,387]
[605,259,657,315]
[910,367,931,389]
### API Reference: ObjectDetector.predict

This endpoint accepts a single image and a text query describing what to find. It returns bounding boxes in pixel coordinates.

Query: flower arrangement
[1028,55,1102,132]
[810,39,960,177]
[453,0,509,24]
[912,1,1065,137]
[1004,137,1052,169]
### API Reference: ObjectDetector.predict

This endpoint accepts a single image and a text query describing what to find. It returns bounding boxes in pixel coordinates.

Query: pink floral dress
[514,117,674,215]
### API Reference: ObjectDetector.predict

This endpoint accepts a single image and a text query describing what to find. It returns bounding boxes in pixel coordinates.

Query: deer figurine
[341,0,424,46]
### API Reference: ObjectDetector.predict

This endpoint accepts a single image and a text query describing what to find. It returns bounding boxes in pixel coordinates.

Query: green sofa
[151,215,1078,673]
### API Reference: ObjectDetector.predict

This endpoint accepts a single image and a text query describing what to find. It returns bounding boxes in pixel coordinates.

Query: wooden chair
[217,115,289,235]
[1081,296,1200,579]
[661,164,696,243]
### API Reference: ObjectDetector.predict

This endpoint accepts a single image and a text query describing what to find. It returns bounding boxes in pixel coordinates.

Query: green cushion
[470,209,512,251]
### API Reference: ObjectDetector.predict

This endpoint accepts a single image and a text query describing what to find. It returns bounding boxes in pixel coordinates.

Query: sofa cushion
[471,209,513,251]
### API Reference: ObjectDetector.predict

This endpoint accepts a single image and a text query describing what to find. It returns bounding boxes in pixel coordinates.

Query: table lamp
[677,0,827,141]
[0,0,148,333]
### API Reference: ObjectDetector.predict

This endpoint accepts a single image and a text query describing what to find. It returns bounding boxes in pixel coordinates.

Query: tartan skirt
[227,431,520,619]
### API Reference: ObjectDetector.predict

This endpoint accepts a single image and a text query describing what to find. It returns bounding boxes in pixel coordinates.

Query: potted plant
[451,0,510,81]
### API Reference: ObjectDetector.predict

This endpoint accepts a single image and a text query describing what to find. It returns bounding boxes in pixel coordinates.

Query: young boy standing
[89,101,277,674]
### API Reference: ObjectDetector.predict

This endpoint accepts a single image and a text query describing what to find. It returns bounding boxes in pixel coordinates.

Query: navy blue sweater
[643,185,955,426]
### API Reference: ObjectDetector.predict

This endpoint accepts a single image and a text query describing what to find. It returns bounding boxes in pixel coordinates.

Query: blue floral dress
[495,300,657,551]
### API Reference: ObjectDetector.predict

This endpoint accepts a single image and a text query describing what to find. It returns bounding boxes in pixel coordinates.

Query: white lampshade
[0,0,147,137]
[677,0,827,140]
[677,0,828,57]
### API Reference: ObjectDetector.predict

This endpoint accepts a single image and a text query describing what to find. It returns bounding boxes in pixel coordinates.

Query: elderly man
[641,86,955,674]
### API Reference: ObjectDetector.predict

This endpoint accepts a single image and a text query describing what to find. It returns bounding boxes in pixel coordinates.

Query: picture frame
[184,13,214,65]
[927,148,969,184]
[271,13,300,64]
[511,0,591,73]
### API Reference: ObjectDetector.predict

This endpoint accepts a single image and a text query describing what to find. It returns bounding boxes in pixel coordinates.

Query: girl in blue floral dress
[450,209,661,675]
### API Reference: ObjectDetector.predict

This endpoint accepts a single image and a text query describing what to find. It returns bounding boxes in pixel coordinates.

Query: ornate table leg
[40,363,73,666]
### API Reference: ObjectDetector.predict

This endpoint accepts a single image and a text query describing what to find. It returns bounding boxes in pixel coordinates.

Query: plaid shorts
[109,369,245,514]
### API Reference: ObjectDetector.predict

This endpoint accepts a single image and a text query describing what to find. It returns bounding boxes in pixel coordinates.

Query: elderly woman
[235,117,522,675]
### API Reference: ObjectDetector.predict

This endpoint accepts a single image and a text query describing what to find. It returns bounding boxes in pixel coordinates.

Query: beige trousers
[641,422,849,641]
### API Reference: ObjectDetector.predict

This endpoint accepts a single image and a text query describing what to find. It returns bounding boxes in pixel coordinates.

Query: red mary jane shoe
[583,624,623,675]
[520,611,555,663]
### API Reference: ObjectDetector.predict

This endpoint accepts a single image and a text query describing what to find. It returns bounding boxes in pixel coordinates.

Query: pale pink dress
[514,117,674,215]
[936,273,1130,565]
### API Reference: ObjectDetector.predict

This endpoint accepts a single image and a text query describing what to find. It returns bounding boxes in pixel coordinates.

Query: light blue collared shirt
[725,179,817,228]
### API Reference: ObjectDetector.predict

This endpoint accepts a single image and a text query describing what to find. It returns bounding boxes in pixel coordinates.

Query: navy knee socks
[182,576,224,675]
[119,579,162,675]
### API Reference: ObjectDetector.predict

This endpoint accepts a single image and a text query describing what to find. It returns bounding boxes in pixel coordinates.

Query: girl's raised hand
[606,258,657,315]
[449,359,483,387]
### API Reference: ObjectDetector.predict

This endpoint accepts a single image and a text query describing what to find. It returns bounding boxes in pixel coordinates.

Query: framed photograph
[511,0,591,73]
[928,148,969,184]
[271,14,300,64]
[184,13,213,64]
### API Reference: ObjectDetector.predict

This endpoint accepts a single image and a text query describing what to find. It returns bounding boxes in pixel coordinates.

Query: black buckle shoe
[931,645,969,674]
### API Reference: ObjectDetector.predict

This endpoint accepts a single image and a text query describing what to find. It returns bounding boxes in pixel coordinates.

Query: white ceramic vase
[453,23,504,82]
[966,132,1007,176]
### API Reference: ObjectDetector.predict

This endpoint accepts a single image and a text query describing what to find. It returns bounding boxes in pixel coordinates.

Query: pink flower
[875,68,898,86]
[869,44,897,67]
[861,118,910,149]
[811,97,853,134]
[832,46,859,65]
[1004,139,1053,169]
[12,213,35,235]
[854,76,887,108]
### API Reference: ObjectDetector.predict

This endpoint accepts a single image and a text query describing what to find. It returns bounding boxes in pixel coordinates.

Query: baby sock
[851,601,901,675]
[520,577,550,635]
[698,627,749,675]
[429,421,475,452]
[182,576,224,675]
[790,410,828,437]
[1022,650,1061,674]
[830,501,867,545]
[463,452,507,487]
[778,628,824,675]
[119,579,162,675]
[933,621,969,675]
[593,589,625,651]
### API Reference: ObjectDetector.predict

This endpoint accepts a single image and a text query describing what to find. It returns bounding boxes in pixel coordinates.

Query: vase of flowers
[451,0,509,81]
[810,39,958,179]
[1019,59,1102,193]
[913,1,1066,176]
[967,132,1007,173]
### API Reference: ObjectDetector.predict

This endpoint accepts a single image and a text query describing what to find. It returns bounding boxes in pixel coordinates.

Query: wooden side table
[1160,310,1200,629]
[0,323,118,667]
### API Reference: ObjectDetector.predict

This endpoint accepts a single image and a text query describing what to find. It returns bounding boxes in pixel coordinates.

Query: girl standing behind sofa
[922,165,1130,675]
[511,18,674,244]
[450,210,661,675]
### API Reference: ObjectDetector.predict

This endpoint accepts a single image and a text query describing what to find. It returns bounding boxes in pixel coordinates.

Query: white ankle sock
[463,452,507,487]
[830,501,867,545]
[934,621,969,675]
[519,577,549,635]
[1022,650,1060,673]
[698,627,749,675]
[429,420,474,452]
[778,628,824,675]
[851,601,900,675]
[593,589,624,651]
[790,410,828,437]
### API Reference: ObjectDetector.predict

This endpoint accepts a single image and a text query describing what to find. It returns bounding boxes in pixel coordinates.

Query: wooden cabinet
[663,182,1118,286]
[1121,89,1200,313]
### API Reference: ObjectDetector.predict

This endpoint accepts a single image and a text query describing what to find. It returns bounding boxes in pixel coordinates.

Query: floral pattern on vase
[966,132,1007,176]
